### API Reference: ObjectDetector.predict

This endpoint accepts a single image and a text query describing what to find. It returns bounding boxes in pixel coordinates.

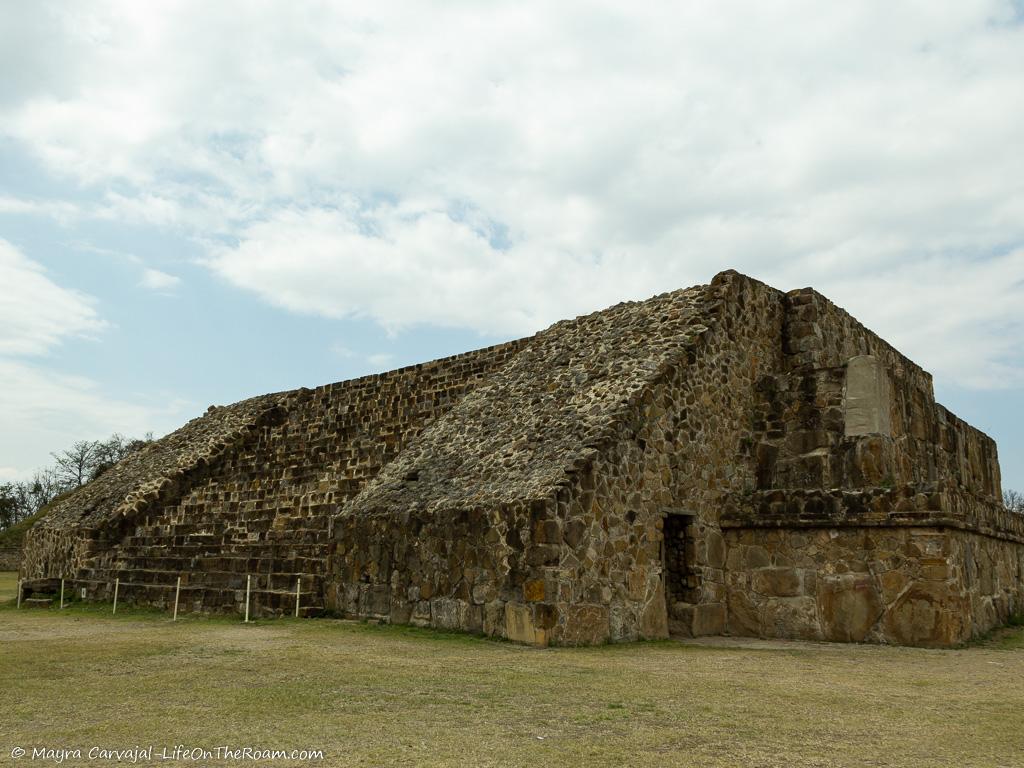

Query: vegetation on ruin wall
[0,606,1022,767]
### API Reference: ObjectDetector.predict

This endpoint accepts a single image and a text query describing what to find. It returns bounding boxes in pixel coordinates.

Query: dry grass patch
[0,602,1022,767]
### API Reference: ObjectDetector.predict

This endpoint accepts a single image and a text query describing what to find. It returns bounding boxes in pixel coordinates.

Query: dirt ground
[1,580,1022,768]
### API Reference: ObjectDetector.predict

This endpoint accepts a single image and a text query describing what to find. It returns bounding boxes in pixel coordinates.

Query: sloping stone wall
[21,339,528,614]
[330,279,720,640]
[538,271,785,643]
[21,393,288,580]
[329,271,785,644]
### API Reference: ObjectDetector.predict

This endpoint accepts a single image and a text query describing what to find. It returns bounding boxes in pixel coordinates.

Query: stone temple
[20,271,1023,646]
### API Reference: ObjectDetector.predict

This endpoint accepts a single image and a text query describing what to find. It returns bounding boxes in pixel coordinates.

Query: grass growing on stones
[0,603,1022,768]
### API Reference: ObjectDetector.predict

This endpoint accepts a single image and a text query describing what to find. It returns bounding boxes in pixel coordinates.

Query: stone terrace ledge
[721,482,1024,545]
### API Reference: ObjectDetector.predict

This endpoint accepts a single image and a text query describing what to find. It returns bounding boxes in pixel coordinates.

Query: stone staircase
[71,473,335,618]
[20,339,530,619]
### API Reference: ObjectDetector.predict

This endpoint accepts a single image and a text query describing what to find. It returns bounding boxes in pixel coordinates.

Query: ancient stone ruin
[19,271,1023,646]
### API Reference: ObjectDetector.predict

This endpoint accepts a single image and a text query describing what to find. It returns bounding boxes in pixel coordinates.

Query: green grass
[0,571,17,602]
[0,604,1022,767]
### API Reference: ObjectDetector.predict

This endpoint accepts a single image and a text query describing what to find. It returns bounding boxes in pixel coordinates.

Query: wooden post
[113,577,119,615]
[59,578,65,609]
[16,579,22,609]
[244,574,251,623]
[173,576,182,621]
[295,577,301,618]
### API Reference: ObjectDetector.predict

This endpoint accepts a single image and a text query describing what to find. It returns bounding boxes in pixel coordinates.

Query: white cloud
[0,239,106,356]
[139,267,181,292]
[0,195,81,225]
[207,205,645,336]
[1,1,1023,387]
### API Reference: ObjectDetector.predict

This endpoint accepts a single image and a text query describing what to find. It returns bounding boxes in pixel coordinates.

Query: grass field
[1,575,1022,768]
[0,571,17,603]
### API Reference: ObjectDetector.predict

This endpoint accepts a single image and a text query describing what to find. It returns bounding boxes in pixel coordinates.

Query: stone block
[922,563,950,581]
[752,567,802,597]
[761,597,821,640]
[883,583,967,647]
[818,574,882,642]
[563,520,587,549]
[472,582,496,604]
[726,588,761,637]
[692,603,726,635]
[504,602,549,647]
[558,604,610,645]
[523,579,545,602]
[411,600,432,627]
[640,581,669,639]
[360,584,391,617]
[431,597,466,630]
[483,600,505,636]
[705,531,726,568]
[389,599,412,625]
[744,545,771,569]
[626,568,647,600]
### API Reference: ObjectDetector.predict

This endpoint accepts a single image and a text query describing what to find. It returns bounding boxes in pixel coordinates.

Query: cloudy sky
[1,1,1022,491]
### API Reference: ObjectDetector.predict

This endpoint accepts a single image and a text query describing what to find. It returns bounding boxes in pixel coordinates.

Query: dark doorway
[663,512,699,608]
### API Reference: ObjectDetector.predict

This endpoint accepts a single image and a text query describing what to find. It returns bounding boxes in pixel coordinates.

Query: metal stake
[244,575,251,623]
[173,576,182,621]
[113,577,119,614]
[295,577,301,618]
[59,578,65,609]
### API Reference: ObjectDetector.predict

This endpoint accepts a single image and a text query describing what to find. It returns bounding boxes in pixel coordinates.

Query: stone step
[85,568,324,592]
[22,597,55,608]
[114,542,326,560]
[96,553,325,574]
[119,527,330,548]
[105,553,325,573]
[110,582,325,614]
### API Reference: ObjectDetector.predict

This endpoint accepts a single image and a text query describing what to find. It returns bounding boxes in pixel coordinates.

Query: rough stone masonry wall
[775,288,1001,496]
[330,271,784,645]
[330,281,715,640]
[531,271,784,643]
[721,286,1021,646]
[722,523,1024,647]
